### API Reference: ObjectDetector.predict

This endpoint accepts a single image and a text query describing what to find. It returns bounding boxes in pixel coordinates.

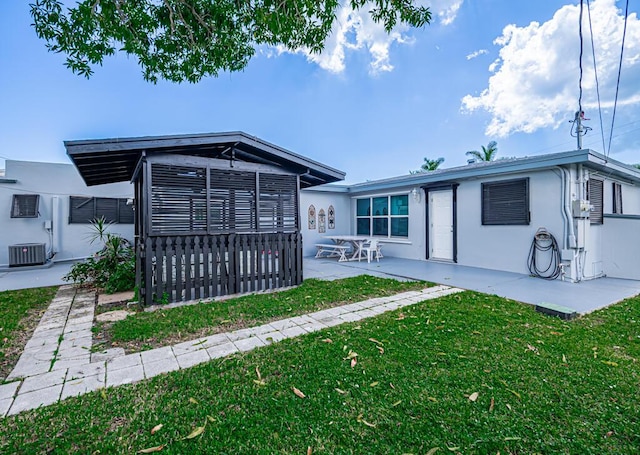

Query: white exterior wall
[601,216,640,280]
[299,188,351,257]
[349,185,426,260]
[586,173,640,280]
[0,160,134,266]
[456,169,565,275]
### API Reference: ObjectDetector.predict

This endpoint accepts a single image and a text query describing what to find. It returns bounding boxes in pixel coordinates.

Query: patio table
[324,235,370,261]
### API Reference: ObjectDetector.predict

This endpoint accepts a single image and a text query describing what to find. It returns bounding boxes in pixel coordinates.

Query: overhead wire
[578,0,584,115]
[607,0,630,158]
[586,0,607,155]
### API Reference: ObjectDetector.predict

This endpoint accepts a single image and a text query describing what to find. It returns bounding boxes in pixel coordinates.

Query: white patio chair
[359,239,381,263]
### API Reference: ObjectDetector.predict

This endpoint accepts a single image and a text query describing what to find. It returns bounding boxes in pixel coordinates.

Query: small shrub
[64,217,135,293]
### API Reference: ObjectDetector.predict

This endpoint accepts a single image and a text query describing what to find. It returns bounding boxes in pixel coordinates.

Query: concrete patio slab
[176,349,211,369]
[234,336,266,352]
[106,353,142,372]
[0,398,12,418]
[0,382,20,400]
[106,364,145,387]
[8,385,63,415]
[20,370,67,394]
[305,257,640,313]
[143,358,180,378]
[61,374,105,400]
[206,341,239,359]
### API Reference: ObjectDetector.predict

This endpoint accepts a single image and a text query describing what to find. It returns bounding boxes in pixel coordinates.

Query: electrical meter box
[572,200,591,218]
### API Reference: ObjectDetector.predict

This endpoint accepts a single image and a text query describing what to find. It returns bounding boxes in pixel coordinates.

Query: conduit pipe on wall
[556,167,576,250]
[52,196,60,256]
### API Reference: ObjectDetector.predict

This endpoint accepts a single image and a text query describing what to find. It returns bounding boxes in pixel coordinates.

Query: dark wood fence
[139,232,303,306]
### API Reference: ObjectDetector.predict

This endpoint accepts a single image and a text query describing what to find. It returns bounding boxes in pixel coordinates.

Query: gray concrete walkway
[3,258,639,314]
[0,261,74,292]
[0,284,462,417]
[305,257,640,314]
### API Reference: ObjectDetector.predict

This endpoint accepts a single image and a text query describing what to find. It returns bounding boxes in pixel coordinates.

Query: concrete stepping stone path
[1,284,462,417]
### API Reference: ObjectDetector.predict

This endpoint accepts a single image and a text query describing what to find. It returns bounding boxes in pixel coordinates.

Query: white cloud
[279,0,463,74]
[466,49,488,60]
[461,0,640,137]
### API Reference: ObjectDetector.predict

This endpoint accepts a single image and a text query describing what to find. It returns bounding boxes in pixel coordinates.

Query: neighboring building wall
[0,160,134,266]
[300,187,351,257]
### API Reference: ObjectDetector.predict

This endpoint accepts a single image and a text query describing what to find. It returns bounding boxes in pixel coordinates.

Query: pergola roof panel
[65,131,345,188]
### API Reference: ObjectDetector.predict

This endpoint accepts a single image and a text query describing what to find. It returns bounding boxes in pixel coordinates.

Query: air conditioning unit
[8,243,46,267]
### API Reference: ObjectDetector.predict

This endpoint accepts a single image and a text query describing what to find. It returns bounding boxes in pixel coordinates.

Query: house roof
[65,131,345,188]
[344,149,640,194]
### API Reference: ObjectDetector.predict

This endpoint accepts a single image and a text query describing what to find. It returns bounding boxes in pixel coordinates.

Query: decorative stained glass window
[318,208,326,233]
[328,205,335,229]
[308,205,316,229]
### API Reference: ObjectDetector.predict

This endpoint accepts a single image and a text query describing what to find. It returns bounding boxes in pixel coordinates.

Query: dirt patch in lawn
[0,305,49,382]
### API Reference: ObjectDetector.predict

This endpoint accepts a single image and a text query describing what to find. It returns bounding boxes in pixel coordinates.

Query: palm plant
[421,157,445,171]
[466,141,498,162]
[411,157,444,174]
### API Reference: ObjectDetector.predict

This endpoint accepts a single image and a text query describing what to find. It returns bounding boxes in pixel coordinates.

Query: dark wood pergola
[66,132,344,306]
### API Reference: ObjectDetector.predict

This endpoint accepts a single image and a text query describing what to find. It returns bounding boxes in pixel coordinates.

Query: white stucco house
[301,149,640,282]
[0,160,134,268]
[2,146,640,284]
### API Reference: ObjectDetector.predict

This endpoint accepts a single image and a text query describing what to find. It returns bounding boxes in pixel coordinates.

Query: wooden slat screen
[209,169,256,233]
[259,173,298,232]
[151,164,207,233]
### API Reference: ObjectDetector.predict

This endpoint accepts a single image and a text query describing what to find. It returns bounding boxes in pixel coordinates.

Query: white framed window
[356,194,409,238]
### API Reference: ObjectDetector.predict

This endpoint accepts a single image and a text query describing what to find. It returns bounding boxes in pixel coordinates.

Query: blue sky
[1,0,639,184]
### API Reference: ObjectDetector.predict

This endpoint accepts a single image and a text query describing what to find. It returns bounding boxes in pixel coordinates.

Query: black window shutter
[96,197,118,223]
[482,178,530,225]
[11,194,39,218]
[589,179,604,225]
[69,196,95,224]
[612,182,623,214]
[118,199,135,224]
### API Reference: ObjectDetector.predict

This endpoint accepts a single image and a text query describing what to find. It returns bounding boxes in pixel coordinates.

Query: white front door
[429,190,453,261]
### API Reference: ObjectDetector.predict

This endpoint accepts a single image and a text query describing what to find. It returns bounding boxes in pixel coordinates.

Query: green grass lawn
[2,288,639,454]
[0,287,58,381]
[105,276,429,351]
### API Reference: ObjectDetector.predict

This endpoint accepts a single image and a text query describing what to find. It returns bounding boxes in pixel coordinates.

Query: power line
[607,0,630,158]
[586,0,606,156]
[578,0,584,115]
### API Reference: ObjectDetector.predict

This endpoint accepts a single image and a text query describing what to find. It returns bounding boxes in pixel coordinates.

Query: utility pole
[570,110,591,149]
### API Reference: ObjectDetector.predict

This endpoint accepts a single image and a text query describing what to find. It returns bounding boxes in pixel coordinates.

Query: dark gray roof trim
[347,149,640,194]
[65,131,345,188]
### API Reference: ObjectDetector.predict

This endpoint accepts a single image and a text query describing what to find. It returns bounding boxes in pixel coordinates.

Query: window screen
[11,194,39,218]
[481,178,530,225]
[588,178,603,225]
